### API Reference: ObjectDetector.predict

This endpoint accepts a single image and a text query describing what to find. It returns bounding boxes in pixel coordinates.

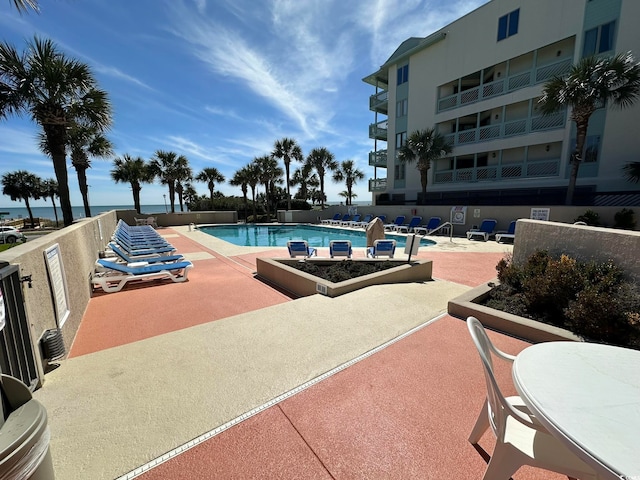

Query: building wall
[369,0,640,203]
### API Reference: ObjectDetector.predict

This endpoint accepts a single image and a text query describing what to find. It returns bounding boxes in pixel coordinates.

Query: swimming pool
[198,224,436,248]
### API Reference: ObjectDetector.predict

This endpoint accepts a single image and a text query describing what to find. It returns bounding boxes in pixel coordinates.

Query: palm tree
[397,128,452,205]
[0,37,112,226]
[230,167,250,221]
[254,155,283,220]
[272,138,303,211]
[306,147,338,209]
[111,154,154,214]
[10,0,39,13]
[245,162,261,221]
[623,162,640,183]
[1,170,42,227]
[539,52,640,205]
[182,182,199,210]
[196,167,225,210]
[149,150,189,213]
[40,178,60,227]
[291,163,318,201]
[175,163,193,212]
[332,160,364,206]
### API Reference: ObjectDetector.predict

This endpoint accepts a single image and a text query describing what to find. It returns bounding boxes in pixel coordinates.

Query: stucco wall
[513,219,640,281]
[116,209,237,227]
[0,212,118,384]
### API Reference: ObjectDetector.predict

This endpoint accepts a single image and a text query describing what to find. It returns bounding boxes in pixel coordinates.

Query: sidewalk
[33,228,562,479]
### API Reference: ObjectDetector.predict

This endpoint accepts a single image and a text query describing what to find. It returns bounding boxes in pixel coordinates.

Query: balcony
[433,158,560,184]
[437,57,572,112]
[443,111,566,147]
[369,90,389,114]
[369,120,388,141]
[369,150,388,167]
[369,177,387,192]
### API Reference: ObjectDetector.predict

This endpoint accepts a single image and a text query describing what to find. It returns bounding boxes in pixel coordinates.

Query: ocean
[0,205,168,222]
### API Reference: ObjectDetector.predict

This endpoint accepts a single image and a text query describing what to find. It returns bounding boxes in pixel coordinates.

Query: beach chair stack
[91,220,193,293]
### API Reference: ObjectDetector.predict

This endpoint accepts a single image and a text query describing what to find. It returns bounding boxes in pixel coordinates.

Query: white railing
[368,178,387,191]
[369,150,388,167]
[434,158,561,184]
[369,90,389,110]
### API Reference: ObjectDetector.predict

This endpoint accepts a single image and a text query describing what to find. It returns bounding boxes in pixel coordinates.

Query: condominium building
[363,0,640,206]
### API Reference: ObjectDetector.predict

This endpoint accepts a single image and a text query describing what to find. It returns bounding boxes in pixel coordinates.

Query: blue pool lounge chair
[466,219,498,241]
[321,213,341,224]
[107,243,184,264]
[495,221,517,243]
[384,216,405,231]
[331,214,351,225]
[353,214,374,228]
[396,216,422,233]
[414,217,442,235]
[342,214,361,227]
[367,239,396,258]
[329,240,353,258]
[287,241,317,258]
[93,258,193,293]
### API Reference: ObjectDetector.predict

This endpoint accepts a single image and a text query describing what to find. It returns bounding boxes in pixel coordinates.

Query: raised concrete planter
[448,279,581,343]
[256,258,433,298]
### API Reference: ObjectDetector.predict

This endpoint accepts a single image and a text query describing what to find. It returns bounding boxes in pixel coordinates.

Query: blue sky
[0,0,488,209]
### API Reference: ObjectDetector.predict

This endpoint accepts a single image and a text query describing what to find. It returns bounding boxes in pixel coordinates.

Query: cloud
[92,65,154,90]
[0,128,42,156]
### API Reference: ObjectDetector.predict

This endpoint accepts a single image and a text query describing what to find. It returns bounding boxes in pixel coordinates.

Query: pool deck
[33,226,565,479]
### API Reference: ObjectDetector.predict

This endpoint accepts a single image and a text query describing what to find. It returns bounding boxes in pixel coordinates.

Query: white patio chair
[466,317,597,480]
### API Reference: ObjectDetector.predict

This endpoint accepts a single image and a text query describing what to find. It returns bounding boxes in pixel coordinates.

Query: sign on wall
[450,206,467,225]
[530,208,550,221]
[44,244,70,327]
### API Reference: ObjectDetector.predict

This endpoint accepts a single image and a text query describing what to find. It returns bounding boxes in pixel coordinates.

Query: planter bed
[448,279,581,343]
[256,257,432,298]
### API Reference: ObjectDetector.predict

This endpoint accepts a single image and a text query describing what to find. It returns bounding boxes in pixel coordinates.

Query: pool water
[199,224,436,248]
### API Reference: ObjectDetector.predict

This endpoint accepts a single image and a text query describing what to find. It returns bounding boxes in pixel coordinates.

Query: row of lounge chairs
[287,239,396,259]
[323,213,445,235]
[466,219,517,242]
[91,220,194,293]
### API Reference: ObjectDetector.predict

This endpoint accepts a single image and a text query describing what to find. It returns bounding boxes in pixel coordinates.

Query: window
[396,99,408,118]
[396,131,407,149]
[582,21,616,57]
[397,64,409,85]
[497,9,519,41]
[394,164,406,180]
[584,136,601,163]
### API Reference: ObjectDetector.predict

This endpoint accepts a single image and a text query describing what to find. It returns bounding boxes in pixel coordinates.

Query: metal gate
[0,262,39,391]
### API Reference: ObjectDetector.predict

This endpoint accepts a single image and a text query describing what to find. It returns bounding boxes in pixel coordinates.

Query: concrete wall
[116,210,237,227]
[513,219,640,281]
[283,204,638,236]
[0,212,118,385]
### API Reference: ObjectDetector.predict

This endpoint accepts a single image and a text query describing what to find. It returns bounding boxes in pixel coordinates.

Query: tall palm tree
[291,163,318,201]
[111,154,154,214]
[0,37,112,226]
[623,162,640,184]
[254,155,283,220]
[10,0,39,13]
[398,128,452,205]
[149,150,189,213]
[230,167,250,221]
[196,167,225,210]
[272,138,303,211]
[40,178,60,227]
[1,170,42,227]
[332,159,365,206]
[245,162,261,221]
[306,147,337,209]
[539,52,640,205]
[65,122,114,217]
[182,182,199,210]
[174,163,193,212]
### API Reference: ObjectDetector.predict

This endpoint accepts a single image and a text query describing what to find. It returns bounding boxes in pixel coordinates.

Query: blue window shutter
[397,67,402,85]
[583,28,597,57]
[508,9,519,37]
[599,21,615,53]
[497,14,508,40]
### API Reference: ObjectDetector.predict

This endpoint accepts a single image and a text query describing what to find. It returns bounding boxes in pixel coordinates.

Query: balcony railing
[433,158,560,184]
[443,111,565,147]
[369,150,388,167]
[369,120,388,140]
[368,178,387,192]
[369,90,389,113]
[437,57,572,112]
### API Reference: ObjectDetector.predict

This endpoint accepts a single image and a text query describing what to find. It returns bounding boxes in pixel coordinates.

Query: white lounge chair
[466,219,497,241]
[287,241,316,258]
[92,258,193,293]
[495,221,517,243]
[367,239,396,258]
[329,240,352,258]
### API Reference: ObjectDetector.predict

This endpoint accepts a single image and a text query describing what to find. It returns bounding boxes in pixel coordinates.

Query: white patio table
[512,341,640,480]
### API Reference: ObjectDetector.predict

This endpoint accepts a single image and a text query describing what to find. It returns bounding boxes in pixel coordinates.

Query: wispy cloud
[92,65,154,90]
[0,127,41,156]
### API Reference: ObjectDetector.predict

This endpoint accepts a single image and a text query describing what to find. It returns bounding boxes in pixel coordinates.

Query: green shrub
[614,208,636,230]
[486,250,640,349]
[573,209,601,226]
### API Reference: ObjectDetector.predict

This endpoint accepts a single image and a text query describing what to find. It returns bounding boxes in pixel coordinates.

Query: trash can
[0,375,55,479]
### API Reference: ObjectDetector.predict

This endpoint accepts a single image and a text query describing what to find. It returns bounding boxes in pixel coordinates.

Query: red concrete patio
[36,227,566,479]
